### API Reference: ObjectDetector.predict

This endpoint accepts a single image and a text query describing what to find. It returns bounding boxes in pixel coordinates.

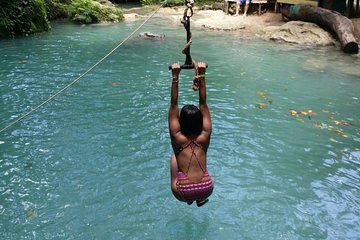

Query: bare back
[172,131,210,183]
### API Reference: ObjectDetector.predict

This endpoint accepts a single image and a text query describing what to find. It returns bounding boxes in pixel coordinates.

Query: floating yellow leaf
[289,109,298,116]
[334,120,353,126]
[26,210,36,218]
[290,109,317,119]
[258,91,266,97]
[334,129,348,137]
[314,122,329,129]
[26,211,33,218]
[256,103,267,109]
[307,110,317,116]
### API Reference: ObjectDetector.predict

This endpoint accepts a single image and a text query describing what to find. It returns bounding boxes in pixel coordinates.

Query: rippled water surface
[1,16,360,239]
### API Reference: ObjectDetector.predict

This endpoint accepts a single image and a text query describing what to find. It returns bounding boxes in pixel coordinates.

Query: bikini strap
[182,140,205,174]
[177,140,192,154]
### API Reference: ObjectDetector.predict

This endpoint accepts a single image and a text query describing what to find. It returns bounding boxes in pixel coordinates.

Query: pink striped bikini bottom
[176,170,214,202]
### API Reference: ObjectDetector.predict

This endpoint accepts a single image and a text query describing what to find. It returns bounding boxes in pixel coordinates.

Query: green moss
[0,0,124,38]
[44,0,69,20]
[69,0,123,24]
[0,0,50,38]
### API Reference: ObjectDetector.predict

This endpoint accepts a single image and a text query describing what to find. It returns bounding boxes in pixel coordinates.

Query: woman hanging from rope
[168,62,214,207]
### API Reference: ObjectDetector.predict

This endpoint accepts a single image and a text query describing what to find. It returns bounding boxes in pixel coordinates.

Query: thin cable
[0,3,165,134]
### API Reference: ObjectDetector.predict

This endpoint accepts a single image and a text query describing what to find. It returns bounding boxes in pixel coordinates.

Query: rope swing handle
[168,0,208,70]
[169,0,208,91]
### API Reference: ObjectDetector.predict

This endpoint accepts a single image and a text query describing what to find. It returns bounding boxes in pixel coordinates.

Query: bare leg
[244,3,249,16]
[170,155,184,201]
[235,3,240,16]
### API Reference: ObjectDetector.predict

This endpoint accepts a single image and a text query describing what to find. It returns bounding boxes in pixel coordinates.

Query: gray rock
[139,32,165,40]
[262,21,335,46]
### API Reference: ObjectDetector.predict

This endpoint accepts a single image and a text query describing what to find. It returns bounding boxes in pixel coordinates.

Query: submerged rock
[139,32,165,40]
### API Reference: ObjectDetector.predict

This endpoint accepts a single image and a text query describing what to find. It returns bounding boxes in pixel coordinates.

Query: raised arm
[197,62,212,138]
[168,63,181,139]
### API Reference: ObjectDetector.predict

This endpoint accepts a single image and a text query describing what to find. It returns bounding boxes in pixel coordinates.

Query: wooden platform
[224,0,269,15]
[275,0,318,12]
[276,0,317,5]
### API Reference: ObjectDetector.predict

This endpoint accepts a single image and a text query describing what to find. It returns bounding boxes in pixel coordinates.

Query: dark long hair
[180,104,203,137]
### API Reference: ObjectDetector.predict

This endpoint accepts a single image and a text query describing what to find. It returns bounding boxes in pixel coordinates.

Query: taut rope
[177,0,206,91]
[0,3,166,134]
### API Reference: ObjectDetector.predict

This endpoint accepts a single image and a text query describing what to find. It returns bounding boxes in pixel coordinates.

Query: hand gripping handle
[168,63,208,70]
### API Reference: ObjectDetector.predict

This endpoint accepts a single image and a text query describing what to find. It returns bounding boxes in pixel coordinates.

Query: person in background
[235,0,251,16]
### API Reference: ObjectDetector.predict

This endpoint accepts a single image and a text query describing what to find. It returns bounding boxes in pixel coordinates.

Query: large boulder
[261,21,336,46]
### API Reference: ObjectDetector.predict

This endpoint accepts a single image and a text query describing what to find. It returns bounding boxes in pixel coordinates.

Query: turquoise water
[1,16,360,239]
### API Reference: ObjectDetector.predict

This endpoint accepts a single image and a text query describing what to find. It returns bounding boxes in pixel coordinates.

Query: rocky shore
[124,5,360,53]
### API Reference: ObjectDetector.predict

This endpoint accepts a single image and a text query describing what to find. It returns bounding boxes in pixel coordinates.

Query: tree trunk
[282,4,359,54]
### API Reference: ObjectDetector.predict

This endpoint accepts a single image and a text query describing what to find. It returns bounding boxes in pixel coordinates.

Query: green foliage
[163,0,184,7]
[0,0,125,37]
[141,0,161,5]
[0,0,50,38]
[44,0,69,20]
[57,0,72,4]
[68,0,123,24]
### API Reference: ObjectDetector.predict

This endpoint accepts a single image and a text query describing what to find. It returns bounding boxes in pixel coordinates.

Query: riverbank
[124,5,360,52]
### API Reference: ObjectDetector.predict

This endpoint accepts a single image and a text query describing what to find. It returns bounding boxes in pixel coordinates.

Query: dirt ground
[125,5,360,46]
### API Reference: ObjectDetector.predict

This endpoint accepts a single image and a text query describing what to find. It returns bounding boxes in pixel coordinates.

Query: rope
[179,0,202,91]
[0,3,166,134]
[181,0,193,59]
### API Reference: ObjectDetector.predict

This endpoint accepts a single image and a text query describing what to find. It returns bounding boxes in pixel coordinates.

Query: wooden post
[282,4,359,53]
